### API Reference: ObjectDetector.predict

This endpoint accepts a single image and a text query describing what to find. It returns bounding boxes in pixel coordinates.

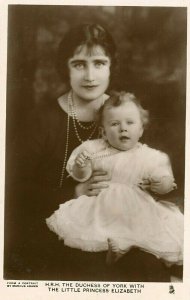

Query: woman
[5,23,171,281]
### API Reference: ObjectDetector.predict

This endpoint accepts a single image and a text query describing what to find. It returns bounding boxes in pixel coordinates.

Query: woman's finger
[91,170,111,183]
[86,189,101,197]
[90,175,111,183]
[92,170,109,176]
[88,182,109,190]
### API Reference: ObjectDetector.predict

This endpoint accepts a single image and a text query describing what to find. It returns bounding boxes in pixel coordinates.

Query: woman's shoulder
[28,97,68,128]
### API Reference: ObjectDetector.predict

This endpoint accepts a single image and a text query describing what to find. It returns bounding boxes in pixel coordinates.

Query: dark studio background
[6,5,186,236]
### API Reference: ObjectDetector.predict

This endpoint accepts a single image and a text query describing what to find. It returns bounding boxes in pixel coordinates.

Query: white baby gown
[46,139,183,264]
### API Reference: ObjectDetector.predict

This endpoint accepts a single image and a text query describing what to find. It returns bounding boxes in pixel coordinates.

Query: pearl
[59,96,70,188]
[70,90,96,130]
[68,91,98,143]
[90,147,119,160]
[59,91,99,187]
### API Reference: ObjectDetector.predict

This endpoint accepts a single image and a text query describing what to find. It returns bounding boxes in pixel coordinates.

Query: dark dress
[4,100,171,281]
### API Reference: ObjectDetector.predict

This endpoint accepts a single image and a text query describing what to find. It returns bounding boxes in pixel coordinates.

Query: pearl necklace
[59,91,98,187]
[68,91,98,143]
[90,142,141,160]
[83,146,120,162]
[69,91,96,130]
[59,97,70,188]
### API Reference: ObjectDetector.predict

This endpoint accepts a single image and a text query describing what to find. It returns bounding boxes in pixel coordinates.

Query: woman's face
[68,45,111,101]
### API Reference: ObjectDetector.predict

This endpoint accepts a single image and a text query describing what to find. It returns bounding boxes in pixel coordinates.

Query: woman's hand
[138,175,177,195]
[75,167,111,197]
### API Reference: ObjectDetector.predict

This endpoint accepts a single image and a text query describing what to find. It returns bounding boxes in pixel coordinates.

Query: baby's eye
[111,122,119,126]
[127,121,134,125]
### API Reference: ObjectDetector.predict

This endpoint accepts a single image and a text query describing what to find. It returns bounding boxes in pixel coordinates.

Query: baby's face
[102,101,144,151]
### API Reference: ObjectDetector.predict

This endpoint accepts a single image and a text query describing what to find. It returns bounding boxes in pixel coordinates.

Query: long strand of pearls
[59,91,109,187]
[59,97,70,188]
[68,91,97,143]
[70,91,96,130]
[59,91,98,187]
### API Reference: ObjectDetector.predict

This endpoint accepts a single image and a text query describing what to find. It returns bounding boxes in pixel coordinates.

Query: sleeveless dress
[46,139,183,265]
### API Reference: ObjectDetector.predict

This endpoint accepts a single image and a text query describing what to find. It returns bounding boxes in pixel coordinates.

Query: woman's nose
[84,65,95,82]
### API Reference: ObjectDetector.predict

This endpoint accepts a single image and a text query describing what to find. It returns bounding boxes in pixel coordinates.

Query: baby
[46,91,183,266]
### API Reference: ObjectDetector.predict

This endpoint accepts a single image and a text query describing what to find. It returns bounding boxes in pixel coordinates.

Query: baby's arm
[66,139,111,189]
[139,175,176,195]
[72,150,92,182]
[148,175,176,195]
[66,141,94,183]
[139,150,177,195]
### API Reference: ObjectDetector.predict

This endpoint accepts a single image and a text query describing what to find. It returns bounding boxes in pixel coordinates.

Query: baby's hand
[150,175,176,194]
[75,150,91,168]
[139,175,177,195]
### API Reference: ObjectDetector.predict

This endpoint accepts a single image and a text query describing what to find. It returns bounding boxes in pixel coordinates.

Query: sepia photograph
[1,1,188,293]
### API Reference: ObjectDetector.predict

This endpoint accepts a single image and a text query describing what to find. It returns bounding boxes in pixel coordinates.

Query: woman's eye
[74,63,85,70]
[95,61,105,68]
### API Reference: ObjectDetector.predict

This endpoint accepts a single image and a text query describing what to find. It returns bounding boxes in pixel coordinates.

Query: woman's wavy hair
[97,91,149,128]
[56,23,118,87]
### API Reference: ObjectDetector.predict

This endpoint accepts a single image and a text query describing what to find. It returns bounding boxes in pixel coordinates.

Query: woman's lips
[82,85,98,90]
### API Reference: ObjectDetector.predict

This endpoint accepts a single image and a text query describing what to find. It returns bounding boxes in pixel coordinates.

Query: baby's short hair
[98,91,149,128]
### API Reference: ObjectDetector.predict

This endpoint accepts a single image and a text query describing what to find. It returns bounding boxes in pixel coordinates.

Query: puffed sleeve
[147,149,175,180]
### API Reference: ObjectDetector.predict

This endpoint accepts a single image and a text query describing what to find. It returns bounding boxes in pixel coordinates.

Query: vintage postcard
[0,0,190,299]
